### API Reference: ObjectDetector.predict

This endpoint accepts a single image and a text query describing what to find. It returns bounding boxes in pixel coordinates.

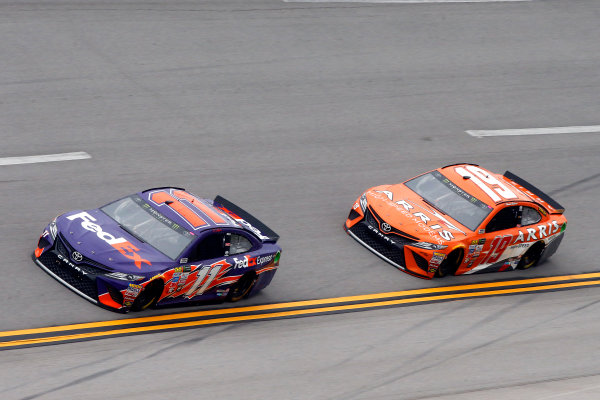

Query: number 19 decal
[481,234,513,265]
[455,166,517,203]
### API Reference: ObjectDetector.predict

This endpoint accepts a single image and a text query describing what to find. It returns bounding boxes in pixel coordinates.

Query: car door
[179,230,257,300]
[475,205,522,270]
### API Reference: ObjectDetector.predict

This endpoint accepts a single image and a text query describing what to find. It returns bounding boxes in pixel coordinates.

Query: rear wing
[503,171,565,214]
[213,196,280,243]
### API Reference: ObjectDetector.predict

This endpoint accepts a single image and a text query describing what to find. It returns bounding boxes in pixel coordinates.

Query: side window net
[230,234,252,255]
[521,207,542,226]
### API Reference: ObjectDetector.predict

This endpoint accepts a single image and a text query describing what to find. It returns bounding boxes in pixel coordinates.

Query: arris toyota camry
[344,164,566,279]
[33,188,281,312]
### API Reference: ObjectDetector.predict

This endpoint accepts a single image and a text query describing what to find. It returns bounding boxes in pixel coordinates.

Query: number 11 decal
[150,189,228,230]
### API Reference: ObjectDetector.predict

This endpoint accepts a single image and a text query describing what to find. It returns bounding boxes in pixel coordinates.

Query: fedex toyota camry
[344,164,567,279]
[33,188,281,312]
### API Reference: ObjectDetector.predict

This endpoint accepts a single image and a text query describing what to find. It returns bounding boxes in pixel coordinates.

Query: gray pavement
[1,0,600,398]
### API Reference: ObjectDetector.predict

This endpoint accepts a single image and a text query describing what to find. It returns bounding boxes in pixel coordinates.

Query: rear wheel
[227,273,257,302]
[131,280,163,311]
[517,242,544,270]
[436,249,463,278]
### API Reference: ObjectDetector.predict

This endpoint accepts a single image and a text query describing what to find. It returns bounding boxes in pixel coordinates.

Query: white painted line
[284,0,531,3]
[466,125,600,138]
[0,151,91,166]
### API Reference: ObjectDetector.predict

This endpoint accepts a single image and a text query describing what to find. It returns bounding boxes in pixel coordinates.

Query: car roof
[137,187,242,233]
[437,164,534,206]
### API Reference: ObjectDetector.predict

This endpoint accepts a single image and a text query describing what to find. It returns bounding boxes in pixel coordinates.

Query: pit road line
[284,0,531,3]
[466,125,600,138]
[0,152,91,166]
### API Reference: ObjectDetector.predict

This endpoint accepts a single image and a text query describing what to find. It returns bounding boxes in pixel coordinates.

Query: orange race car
[344,164,567,279]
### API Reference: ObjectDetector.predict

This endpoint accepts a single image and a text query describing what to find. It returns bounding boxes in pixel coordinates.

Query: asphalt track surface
[1,0,599,398]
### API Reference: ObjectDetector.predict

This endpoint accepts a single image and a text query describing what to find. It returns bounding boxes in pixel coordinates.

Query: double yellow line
[2,272,600,350]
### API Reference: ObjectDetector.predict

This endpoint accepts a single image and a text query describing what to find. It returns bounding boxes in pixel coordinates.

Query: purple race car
[33,188,281,312]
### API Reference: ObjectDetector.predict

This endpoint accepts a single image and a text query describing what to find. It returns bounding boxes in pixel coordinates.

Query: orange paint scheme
[345,164,567,279]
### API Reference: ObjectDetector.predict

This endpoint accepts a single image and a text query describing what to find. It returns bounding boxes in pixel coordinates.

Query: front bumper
[33,232,133,312]
[344,209,439,280]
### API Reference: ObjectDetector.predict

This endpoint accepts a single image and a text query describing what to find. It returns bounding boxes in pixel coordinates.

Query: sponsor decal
[176,265,192,292]
[67,212,151,269]
[514,221,560,243]
[427,251,445,272]
[256,254,275,266]
[166,266,183,293]
[233,255,257,269]
[508,243,529,250]
[371,193,459,244]
[123,283,143,306]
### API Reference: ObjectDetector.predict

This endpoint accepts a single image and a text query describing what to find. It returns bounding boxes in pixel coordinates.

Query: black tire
[517,242,545,270]
[131,280,163,311]
[227,273,257,302]
[436,249,463,278]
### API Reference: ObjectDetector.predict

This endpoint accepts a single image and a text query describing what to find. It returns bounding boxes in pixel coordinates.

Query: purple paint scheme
[33,187,281,312]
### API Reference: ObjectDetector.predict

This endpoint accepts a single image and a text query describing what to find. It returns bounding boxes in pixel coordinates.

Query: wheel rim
[228,275,255,301]
[132,281,161,310]
[519,244,543,269]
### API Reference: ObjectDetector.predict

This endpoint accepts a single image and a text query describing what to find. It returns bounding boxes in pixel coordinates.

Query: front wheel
[131,280,163,311]
[436,249,463,278]
[517,242,544,270]
[227,273,257,302]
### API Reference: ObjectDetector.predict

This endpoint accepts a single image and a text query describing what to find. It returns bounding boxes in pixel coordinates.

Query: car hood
[366,185,468,244]
[56,209,172,274]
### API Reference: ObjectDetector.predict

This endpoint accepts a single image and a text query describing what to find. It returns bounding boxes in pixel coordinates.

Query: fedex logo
[67,212,151,269]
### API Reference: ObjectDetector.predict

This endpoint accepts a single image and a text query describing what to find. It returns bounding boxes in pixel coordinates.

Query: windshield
[405,171,493,231]
[101,195,195,259]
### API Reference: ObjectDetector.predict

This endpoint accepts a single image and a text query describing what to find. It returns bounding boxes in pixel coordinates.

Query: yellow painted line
[2,272,600,338]
[2,278,600,349]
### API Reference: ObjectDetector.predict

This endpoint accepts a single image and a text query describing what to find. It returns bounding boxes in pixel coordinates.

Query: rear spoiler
[503,171,565,214]
[213,195,280,243]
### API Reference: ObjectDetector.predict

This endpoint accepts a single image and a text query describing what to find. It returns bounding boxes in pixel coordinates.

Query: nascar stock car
[344,164,567,279]
[33,188,281,312]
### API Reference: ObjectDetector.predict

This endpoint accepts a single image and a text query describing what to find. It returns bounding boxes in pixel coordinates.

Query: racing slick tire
[436,248,463,278]
[517,242,545,270]
[227,272,257,302]
[131,280,163,311]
